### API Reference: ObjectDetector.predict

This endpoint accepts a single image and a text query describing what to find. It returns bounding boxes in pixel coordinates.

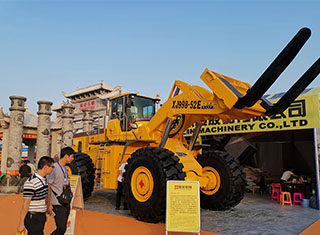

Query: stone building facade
[60,80,123,131]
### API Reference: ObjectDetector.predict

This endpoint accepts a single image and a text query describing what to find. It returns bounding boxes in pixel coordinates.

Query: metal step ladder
[95,143,107,188]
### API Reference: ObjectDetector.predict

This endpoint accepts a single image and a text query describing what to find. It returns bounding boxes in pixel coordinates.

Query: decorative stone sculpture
[7,96,26,174]
[61,102,75,148]
[83,109,92,133]
[36,101,53,164]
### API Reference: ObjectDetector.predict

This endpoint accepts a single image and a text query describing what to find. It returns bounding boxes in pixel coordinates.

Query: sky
[0,0,319,115]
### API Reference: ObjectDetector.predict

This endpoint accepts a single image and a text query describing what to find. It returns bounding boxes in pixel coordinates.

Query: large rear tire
[197,150,246,210]
[124,147,186,223]
[69,152,95,201]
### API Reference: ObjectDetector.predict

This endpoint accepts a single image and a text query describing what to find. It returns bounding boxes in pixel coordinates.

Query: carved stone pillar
[82,109,92,133]
[55,132,62,158]
[54,109,63,157]
[7,96,26,174]
[61,102,75,148]
[36,101,52,164]
[27,145,35,164]
[0,129,9,174]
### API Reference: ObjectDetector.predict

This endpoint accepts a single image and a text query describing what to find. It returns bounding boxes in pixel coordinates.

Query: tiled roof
[62,81,113,98]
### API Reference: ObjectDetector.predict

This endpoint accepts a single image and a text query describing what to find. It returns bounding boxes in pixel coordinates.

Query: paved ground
[0,194,216,235]
[85,190,320,235]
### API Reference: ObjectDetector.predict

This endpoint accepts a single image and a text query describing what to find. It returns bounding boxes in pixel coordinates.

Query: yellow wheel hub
[131,166,154,202]
[201,166,221,195]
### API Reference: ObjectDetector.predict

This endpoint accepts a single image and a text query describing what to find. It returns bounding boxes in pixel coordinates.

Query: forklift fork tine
[235,27,311,109]
[265,57,320,116]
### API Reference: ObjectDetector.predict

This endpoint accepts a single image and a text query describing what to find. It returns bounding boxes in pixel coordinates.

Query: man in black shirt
[17,160,32,193]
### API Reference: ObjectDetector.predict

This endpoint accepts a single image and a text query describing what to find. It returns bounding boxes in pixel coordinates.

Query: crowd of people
[17,147,75,235]
[16,147,128,235]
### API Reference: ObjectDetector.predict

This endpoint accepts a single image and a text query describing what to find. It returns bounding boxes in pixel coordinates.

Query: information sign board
[69,175,84,209]
[65,175,84,235]
[166,181,200,234]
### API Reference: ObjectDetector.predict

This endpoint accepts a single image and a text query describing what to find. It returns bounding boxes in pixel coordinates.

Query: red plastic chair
[271,183,282,202]
[293,192,304,205]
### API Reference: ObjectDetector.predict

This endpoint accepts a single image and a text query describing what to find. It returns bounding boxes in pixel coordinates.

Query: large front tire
[69,152,95,201]
[197,150,246,210]
[124,147,186,223]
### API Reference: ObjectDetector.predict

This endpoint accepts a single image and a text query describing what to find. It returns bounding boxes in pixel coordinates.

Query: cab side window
[111,98,123,120]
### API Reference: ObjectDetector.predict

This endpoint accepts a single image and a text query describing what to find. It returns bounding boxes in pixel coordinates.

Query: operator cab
[109,93,160,131]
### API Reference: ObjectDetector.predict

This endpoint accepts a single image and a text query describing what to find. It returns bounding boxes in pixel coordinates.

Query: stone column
[53,109,63,157]
[0,129,9,174]
[27,144,35,164]
[7,96,26,174]
[36,101,53,164]
[82,109,92,133]
[55,132,62,158]
[61,102,75,148]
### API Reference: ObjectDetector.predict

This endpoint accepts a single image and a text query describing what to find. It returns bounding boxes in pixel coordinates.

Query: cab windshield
[127,96,156,123]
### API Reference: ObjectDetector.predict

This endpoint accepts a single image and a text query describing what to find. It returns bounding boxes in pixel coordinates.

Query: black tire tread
[69,152,95,201]
[197,150,246,210]
[124,147,186,223]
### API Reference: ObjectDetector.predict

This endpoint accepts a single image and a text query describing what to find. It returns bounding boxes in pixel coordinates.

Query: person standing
[17,160,32,193]
[26,160,36,175]
[17,156,55,235]
[280,168,298,191]
[47,147,75,235]
[116,162,128,210]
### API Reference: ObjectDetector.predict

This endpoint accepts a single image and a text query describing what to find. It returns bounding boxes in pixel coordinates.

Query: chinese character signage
[23,134,37,139]
[185,90,320,136]
[80,100,95,111]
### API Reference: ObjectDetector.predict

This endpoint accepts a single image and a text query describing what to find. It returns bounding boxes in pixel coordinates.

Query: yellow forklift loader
[70,28,320,222]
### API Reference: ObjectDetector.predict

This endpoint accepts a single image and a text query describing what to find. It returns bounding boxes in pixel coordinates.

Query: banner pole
[313,128,320,210]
